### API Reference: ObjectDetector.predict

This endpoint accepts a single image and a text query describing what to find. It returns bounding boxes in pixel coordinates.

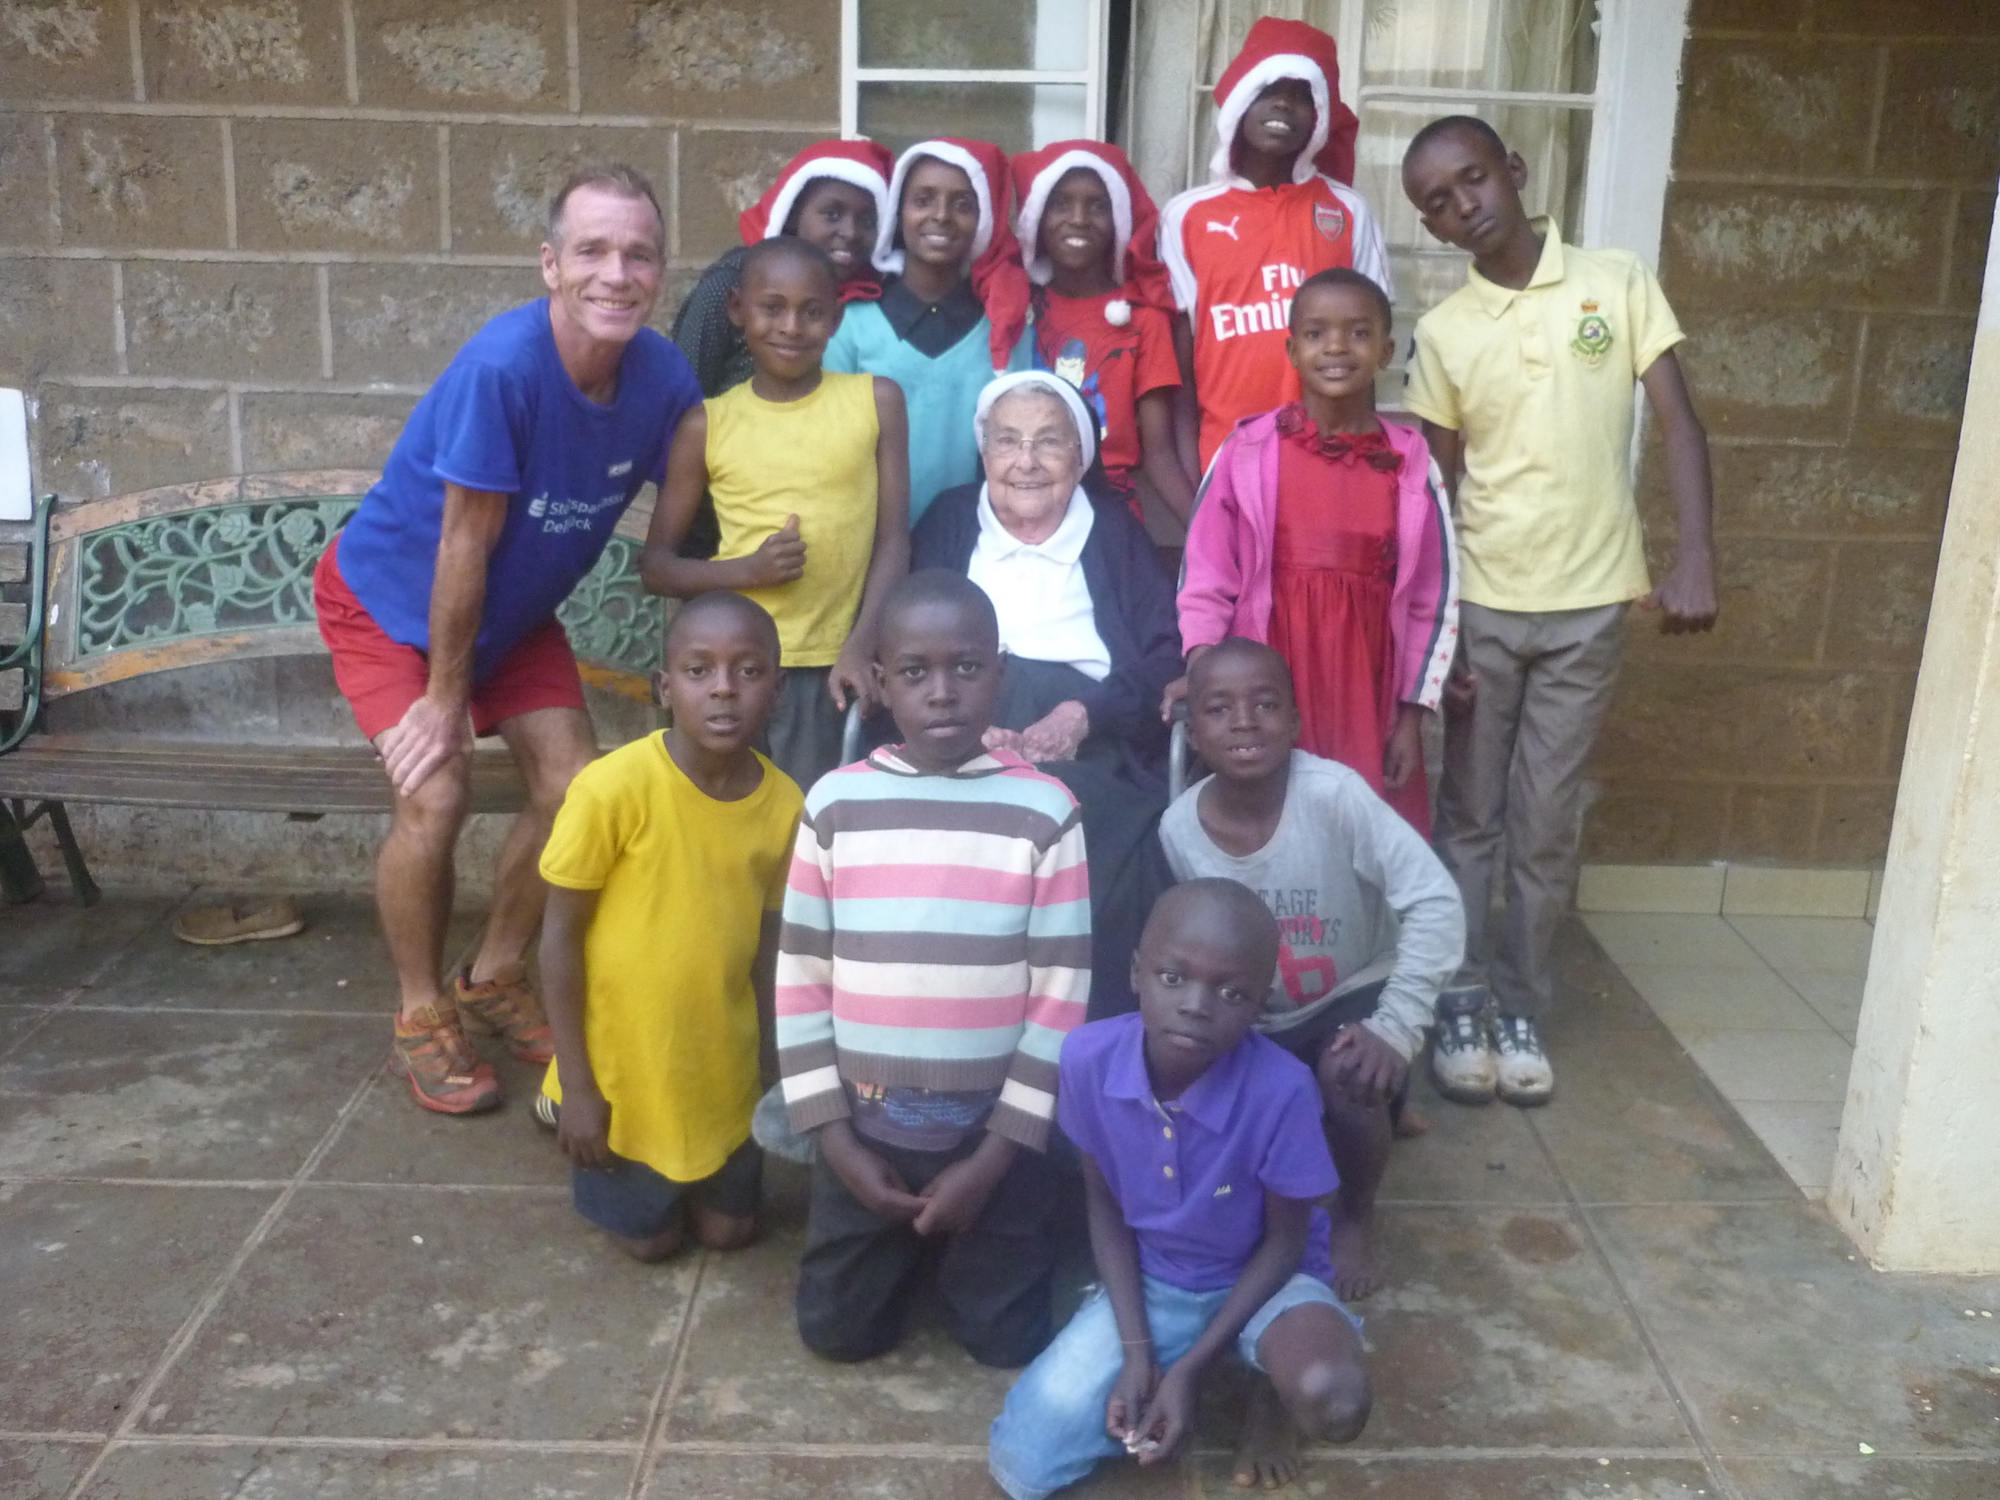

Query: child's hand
[557,1086,616,1170]
[982,725,1026,755]
[1637,552,1720,634]
[1383,704,1425,789]
[1320,1024,1410,1107]
[817,1120,924,1221]
[1133,1363,1198,1463]
[912,1135,1016,1236]
[1106,1351,1160,1443]
[1159,675,1189,723]
[828,642,875,716]
[744,514,807,588]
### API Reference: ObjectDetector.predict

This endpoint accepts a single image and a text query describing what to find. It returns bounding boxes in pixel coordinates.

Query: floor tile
[1589,1201,2000,1455]
[0,1441,96,1500]
[1725,916,1877,976]
[310,1057,572,1188]
[1731,1101,1843,1193]
[1381,1066,1568,1205]
[0,1181,276,1433]
[1346,1206,1690,1450]
[0,895,179,990]
[1579,914,1765,972]
[660,1219,1020,1447]
[643,1453,999,1499]
[1679,1030,1854,1105]
[1617,964,1833,1036]
[1721,1454,2000,1499]
[1522,1025,1798,1205]
[80,896,478,1015]
[0,1003,53,1057]
[0,1010,384,1179]
[1550,920,1679,1034]
[1182,1454,1715,1498]
[145,1186,692,1441]
[77,1443,634,1499]
[1785,969,1867,1041]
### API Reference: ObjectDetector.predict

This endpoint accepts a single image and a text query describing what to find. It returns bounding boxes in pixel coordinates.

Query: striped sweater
[776,746,1091,1152]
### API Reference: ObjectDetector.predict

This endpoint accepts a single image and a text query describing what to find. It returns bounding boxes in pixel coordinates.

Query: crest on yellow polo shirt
[1572,300,1614,364]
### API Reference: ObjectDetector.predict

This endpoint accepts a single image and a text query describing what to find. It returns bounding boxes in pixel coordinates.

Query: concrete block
[1689,0,1807,28]
[233,119,437,251]
[1697,443,1955,538]
[1596,664,1899,782]
[140,0,347,104]
[445,124,677,255]
[1623,537,1833,666]
[0,0,136,99]
[36,384,232,498]
[575,0,837,121]
[1723,864,1871,918]
[1877,43,2000,185]
[239,391,417,472]
[353,0,566,111]
[1676,40,1876,179]
[327,264,530,384]
[1577,862,1726,915]
[1581,777,1731,863]
[0,258,116,383]
[1822,538,1941,667]
[1807,0,2000,38]
[1726,783,1822,862]
[123,261,322,382]
[1673,309,1858,440]
[1948,191,1996,308]
[1855,314,1975,445]
[677,129,823,261]
[0,113,55,248]
[1661,185,1950,310]
[53,115,226,250]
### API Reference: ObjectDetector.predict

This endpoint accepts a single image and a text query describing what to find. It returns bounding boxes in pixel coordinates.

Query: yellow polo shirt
[539,735,802,1183]
[1403,220,1684,612]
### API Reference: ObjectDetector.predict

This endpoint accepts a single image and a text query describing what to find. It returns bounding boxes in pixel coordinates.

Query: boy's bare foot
[1392,1103,1431,1138]
[1328,1205,1381,1301]
[1232,1379,1301,1489]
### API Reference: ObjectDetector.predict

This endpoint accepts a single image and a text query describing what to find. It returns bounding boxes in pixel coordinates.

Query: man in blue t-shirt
[311,163,701,1117]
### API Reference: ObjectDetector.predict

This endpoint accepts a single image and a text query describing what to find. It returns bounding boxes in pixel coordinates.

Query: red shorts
[313,539,586,743]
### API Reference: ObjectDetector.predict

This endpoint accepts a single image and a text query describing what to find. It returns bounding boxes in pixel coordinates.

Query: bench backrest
[40,471,661,705]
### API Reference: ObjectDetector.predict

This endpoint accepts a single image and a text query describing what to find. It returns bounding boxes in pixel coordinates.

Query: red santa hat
[1010,140,1173,329]
[1209,17,1360,186]
[875,138,1030,373]
[737,139,895,301]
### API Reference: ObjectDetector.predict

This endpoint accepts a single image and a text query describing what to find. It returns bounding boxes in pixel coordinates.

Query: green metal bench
[0,471,664,905]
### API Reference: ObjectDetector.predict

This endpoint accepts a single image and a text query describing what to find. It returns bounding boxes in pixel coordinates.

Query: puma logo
[1206,216,1242,241]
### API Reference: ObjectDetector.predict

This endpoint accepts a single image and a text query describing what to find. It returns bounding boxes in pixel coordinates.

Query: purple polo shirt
[1058,1012,1339,1292]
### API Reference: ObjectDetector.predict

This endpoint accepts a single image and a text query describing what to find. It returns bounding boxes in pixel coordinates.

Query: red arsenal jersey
[1161,175,1392,469]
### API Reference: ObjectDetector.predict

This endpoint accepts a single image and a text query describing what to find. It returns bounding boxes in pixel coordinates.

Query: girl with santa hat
[671,139,895,401]
[1011,140,1196,526]
[1158,17,1394,477]
[823,138,1033,525]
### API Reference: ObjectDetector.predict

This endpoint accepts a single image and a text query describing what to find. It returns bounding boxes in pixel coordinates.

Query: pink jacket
[1178,410,1459,713]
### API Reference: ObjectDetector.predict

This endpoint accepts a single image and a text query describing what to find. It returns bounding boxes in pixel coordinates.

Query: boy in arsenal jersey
[1160,17,1393,474]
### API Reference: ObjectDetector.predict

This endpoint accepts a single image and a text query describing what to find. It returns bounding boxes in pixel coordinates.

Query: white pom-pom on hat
[1104,299,1132,327]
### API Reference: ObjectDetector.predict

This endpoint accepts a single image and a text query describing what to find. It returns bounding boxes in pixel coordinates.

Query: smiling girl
[824,138,1033,525]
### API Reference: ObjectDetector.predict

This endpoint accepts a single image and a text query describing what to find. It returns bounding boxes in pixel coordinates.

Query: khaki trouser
[1435,601,1627,1021]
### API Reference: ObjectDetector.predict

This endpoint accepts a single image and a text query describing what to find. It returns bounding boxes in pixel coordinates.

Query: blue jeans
[987,1272,1360,1500]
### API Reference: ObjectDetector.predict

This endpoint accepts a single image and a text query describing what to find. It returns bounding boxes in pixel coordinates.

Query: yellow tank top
[706,372,880,668]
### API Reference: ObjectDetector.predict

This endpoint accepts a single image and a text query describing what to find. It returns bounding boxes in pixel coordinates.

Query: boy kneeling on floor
[989,879,1371,1498]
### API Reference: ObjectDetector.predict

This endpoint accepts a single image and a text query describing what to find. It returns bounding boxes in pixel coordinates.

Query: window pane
[858,82,1088,157]
[1353,102,1592,405]
[1361,0,1599,96]
[859,0,1090,71]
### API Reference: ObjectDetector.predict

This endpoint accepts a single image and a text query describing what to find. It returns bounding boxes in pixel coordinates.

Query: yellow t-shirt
[707,371,880,667]
[539,734,803,1182]
[1403,220,1685,613]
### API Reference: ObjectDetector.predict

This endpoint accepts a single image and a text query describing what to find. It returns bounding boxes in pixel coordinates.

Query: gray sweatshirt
[1159,751,1465,1060]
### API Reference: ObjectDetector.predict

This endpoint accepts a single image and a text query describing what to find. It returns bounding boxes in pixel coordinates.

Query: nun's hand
[1020,701,1089,763]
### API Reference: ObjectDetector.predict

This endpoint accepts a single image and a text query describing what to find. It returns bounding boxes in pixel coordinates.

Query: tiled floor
[4,890,1997,1500]
[1581,912,1877,1196]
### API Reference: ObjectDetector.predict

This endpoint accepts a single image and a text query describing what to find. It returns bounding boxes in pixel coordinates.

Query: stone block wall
[1591,0,1997,866]
[0,0,839,496]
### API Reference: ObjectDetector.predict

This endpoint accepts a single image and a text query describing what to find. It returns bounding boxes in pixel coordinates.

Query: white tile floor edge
[1577,863,1886,919]
[1579,911,1872,1202]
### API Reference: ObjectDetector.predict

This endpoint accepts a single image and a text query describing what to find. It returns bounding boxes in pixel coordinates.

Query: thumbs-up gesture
[745,513,807,587]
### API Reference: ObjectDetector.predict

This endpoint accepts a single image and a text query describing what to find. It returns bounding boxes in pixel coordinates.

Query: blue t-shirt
[335,300,699,681]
